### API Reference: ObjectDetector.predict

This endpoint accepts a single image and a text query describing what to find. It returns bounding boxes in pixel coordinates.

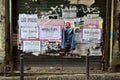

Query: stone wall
[112,0,120,71]
[0,0,5,72]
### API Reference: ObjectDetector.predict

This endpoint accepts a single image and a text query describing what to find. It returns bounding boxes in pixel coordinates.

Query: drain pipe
[109,0,114,69]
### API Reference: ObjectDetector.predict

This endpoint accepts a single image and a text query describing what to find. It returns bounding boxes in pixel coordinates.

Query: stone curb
[0,73,120,80]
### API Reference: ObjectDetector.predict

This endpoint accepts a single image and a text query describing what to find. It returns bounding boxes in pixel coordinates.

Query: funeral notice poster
[39,25,61,41]
[20,27,39,40]
[23,41,40,52]
[18,14,38,27]
[82,28,101,41]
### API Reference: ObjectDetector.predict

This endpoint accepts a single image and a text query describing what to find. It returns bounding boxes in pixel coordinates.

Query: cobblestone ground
[0,73,120,80]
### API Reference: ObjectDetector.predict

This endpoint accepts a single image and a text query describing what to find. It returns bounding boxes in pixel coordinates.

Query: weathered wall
[0,0,119,72]
[112,0,120,71]
[0,0,5,72]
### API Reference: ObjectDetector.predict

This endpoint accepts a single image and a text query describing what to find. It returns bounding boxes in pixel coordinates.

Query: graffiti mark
[80,6,100,14]
[50,5,100,17]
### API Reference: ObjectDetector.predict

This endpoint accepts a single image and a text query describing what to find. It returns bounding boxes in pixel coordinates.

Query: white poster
[18,14,38,27]
[39,26,61,41]
[68,0,95,6]
[27,14,38,27]
[62,6,77,18]
[18,14,27,27]
[20,27,39,40]
[83,28,101,41]
[23,41,40,52]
